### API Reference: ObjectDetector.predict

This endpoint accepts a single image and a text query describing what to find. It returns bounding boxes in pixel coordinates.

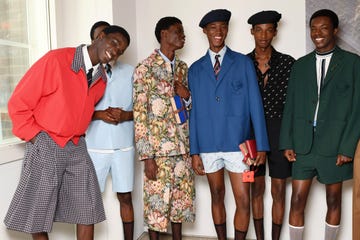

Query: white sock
[289,224,304,240]
[324,222,340,240]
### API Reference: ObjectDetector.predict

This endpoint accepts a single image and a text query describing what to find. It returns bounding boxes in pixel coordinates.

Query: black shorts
[255,119,292,179]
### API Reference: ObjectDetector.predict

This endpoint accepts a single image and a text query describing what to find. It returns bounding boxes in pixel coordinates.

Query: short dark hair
[103,25,131,46]
[155,16,182,43]
[90,21,110,40]
[309,9,339,29]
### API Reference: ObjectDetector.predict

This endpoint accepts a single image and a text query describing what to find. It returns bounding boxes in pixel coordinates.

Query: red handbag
[239,139,257,166]
[239,140,258,183]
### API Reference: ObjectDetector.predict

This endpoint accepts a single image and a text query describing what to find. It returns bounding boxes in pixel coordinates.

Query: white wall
[53,0,144,239]
[53,0,113,48]
[1,1,145,240]
[0,0,353,240]
[134,0,306,65]
[133,1,352,239]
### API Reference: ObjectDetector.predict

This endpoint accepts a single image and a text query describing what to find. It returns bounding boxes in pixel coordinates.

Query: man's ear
[160,29,167,40]
[97,31,106,40]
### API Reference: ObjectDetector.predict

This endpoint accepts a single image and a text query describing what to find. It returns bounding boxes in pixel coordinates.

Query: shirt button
[216,96,220,102]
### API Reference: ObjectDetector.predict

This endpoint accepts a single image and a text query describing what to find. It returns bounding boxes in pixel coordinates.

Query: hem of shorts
[316,175,353,185]
[4,225,52,234]
[113,187,134,193]
[54,216,106,225]
[147,219,195,232]
[269,174,292,179]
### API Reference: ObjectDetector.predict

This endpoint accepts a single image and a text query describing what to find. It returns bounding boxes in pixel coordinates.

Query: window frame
[0,0,54,163]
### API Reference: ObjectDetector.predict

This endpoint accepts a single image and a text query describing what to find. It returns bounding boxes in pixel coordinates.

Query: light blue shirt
[86,60,135,150]
[209,46,227,66]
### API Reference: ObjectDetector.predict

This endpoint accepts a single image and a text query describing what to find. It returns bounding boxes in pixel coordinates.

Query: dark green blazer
[279,46,360,158]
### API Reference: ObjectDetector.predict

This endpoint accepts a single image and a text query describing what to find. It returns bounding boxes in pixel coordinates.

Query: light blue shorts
[200,151,248,173]
[88,147,135,193]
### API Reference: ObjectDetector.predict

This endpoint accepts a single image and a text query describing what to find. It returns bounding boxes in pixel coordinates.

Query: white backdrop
[0,0,353,240]
[132,1,352,239]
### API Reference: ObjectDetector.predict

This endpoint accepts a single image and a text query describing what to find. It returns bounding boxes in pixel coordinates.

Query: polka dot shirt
[248,48,295,119]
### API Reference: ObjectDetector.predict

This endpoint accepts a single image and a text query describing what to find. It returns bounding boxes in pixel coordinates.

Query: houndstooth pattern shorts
[4,131,106,233]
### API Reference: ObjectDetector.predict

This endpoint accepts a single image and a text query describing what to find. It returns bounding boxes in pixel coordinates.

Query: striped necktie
[214,54,221,78]
[87,68,93,87]
[105,63,112,77]
[320,59,325,90]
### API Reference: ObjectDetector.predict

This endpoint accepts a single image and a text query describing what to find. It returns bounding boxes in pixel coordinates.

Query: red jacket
[8,47,106,147]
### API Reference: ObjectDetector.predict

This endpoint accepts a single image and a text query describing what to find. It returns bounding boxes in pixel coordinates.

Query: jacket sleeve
[188,65,199,155]
[132,63,155,160]
[246,58,270,151]
[8,53,55,141]
[279,62,297,150]
[337,56,360,157]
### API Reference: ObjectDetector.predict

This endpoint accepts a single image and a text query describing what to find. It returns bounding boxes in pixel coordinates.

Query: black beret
[247,10,281,25]
[199,9,231,28]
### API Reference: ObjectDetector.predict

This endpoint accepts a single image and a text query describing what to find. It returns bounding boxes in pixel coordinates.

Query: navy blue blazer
[188,47,269,155]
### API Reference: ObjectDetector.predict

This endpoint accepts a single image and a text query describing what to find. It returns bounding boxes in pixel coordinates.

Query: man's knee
[117,192,133,205]
[326,194,341,210]
[251,177,265,198]
[290,191,307,211]
[210,187,225,203]
[271,185,286,202]
[76,224,94,240]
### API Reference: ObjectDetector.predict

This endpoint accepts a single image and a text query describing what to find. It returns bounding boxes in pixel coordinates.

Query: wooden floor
[137,232,255,240]
[137,232,217,240]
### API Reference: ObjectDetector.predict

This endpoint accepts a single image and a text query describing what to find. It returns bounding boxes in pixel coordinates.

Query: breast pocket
[335,83,350,96]
[231,80,243,95]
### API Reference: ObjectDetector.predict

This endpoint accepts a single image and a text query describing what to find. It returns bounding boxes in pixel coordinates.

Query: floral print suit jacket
[133,50,190,160]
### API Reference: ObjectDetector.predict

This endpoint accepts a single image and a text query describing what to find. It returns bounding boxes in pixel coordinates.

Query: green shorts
[293,150,353,184]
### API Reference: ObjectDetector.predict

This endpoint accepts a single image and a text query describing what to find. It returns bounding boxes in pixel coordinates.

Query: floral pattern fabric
[143,155,195,232]
[133,50,190,160]
[133,50,195,232]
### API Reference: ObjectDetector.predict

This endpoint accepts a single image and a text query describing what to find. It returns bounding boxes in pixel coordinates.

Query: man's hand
[174,81,190,100]
[336,154,352,166]
[92,109,117,124]
[255,151,267,166]
[192,154,205,175]
[284,149,296,162]
[107,107,133,123]
[144,158,158,180]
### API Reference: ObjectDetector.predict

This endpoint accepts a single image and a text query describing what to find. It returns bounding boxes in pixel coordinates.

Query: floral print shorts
[143,154,195,232]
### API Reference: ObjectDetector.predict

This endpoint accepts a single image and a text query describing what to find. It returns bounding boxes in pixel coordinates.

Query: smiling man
[133,16,194,240]
[188,9,269,240]
[279,9,360,240]
[4,25,129,240]
[86,21,135,240]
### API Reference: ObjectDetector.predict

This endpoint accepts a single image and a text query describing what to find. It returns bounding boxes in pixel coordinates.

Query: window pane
[0,46,29,142]
[0,0,50,144]
[0,0,28,43]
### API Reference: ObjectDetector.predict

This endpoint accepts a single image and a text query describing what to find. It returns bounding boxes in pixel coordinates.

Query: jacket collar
[201,46,235,83]
[71,44,107,84]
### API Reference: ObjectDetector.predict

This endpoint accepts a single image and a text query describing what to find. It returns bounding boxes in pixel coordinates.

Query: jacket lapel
[322,47,343,88]
[200,48,235,87]
[216,49,234,84]
[201,52,217,82]
[307,53,318,96]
